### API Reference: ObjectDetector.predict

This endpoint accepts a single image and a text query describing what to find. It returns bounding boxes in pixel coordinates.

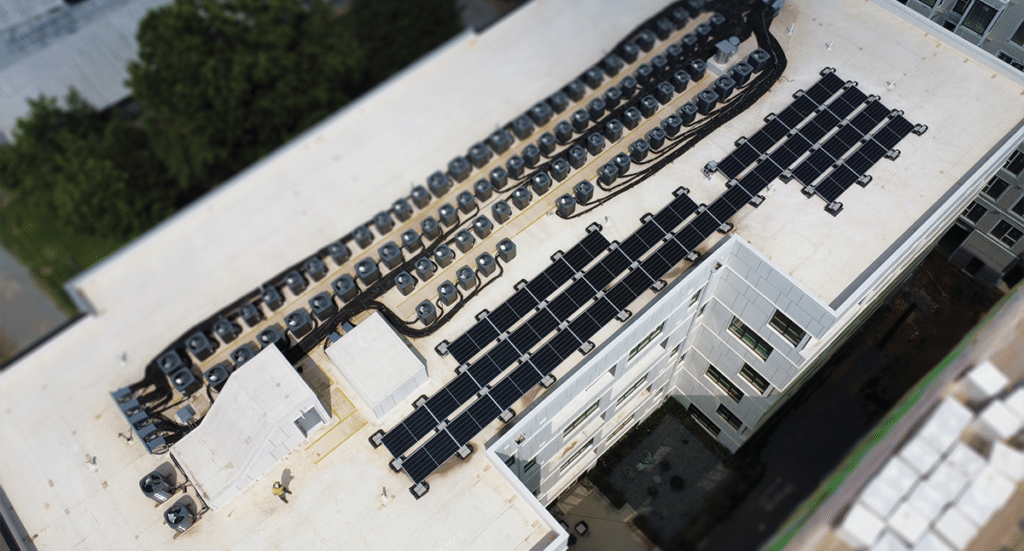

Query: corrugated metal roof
[0,0,62,33]
[0,0,172,139]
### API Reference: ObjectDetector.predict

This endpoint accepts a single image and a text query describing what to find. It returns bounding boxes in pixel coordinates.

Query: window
[706,365,744,402]
[983,176,1010,199]
[716,404,743,430]
[1012,197,1024,217]
[628,323,664,360]
[1004,150,1024,176]
[769,310,807,346]
[689,291,700,306]
[740,363,771,394]
[952,0,969,14]
[559,438,594,472]
[563,401,600,437]
[616,373,649,405]
[505,455,516,467]
[698,303,707,317]
[728,317,774,360]
[997,52,1024,71]
[524,457,537,472]
[608,415,634,442]
[687,405,721,436]
[917,0,937,7]
[961,1,997,35]
[962,201,987,223]
[1011,21,1024,46]
[991,221,1024,248]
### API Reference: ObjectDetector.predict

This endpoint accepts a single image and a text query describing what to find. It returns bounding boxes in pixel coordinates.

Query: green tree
[0,89,175,239]
[349,0,464,84]
[127,0,368,193]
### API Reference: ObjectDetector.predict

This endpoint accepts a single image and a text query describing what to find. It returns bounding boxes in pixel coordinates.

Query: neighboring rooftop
[2,0,1024,550]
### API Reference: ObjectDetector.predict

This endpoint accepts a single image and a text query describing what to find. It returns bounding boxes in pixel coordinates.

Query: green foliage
[127,0,368,191]
[349,0,463,84]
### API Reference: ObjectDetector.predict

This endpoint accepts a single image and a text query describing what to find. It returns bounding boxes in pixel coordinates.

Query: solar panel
[827,87,867,119]
[791,149,833,185]
[804,72,845,105]
[872,115,914,150]
[447,231,609,364]
[707,196,739,224]
[718,143,759,179]
[850,101,890,134]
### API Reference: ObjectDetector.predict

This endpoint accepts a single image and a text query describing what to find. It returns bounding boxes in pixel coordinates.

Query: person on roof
[272,481,291,503]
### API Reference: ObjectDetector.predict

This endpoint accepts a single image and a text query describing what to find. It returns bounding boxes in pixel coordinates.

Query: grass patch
[0,189,126,315]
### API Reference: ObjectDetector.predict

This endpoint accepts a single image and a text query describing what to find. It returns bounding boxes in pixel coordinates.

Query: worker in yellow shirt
[272,481,291,503]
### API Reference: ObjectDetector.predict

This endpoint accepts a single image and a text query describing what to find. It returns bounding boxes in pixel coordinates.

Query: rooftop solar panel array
[813,115,916,203]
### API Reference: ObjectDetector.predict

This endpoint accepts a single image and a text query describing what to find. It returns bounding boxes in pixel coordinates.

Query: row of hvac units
[139,470,201,533]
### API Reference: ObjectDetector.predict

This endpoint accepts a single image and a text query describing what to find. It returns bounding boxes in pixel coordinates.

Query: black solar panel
[827,87,867,119]
[722,185,753,211]
[769,146,799,170]
[850,102,890,134]
[776,107,807,130]
[718,143,759,179]
[491,378,522,410]
[635,221,665,248]
[804,72,845,105]
[872,115,914,149]
[706,197,738,224]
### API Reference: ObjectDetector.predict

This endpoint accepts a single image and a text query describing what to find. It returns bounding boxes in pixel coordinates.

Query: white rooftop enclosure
[170,346,329,510]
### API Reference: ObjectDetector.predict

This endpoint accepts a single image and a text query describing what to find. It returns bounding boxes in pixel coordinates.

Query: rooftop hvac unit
[587,97,606,119]
[438,281,458,305]
[619,41,639,63]
[614,153,631,175]
[635,29,656,52]
[309,292,337,321]
[599,163,618,185]
[571,108,590,132]
[662,114,683,137]
[355,258,380,285]
[678,102,699,125]
[670,6,690,26]
[488,129,512,154]
[696,89,719,114]
[537,132,556,155]
[555,121,574,144]
[415,258,436,281]
[496,238,516,262]
[284,269,307,295]
[416,300,437,325]
[574,180,594,204]
[603,53,624,76]
[411,185,431,209]
[531,173,552,195]
[567,144,588,169]
[328,240,351,265]
[261,286,284,311]
[492,200,511,224]
[488,166,508,190]
[688,59,707,81]
[604,119,624,142]
[457,266,477,290]
[332,274,359,302]
[164,502,194,533]
[511,186,532,210]
[529,101,553,125]
[434,244,454,268]
[550,158,570,182]
[708,12,726,30]
[556,194,576,218]
[429,171,453,198]
[665,42,684,62]
[204,363,231,392]
[695,22,711,41]
[213,319,239,344]
[392,198,413,222]
[373,211,393,235]
[186,331,216,362]
[714,38,738,65]
[630,139,650,162]
[258,326,285,350]
[476,252,496,277]
[747,48,771,72]
[457,190,476,214]
[402,230,422,252]
[285,309,313,339]
[455,230,475,253]
[522,144,541,168]
[653,16,673,39]
[647,127,667,149]
[378,242,403,270]
[170,367,202,395]
[473,216,493,239]
[651,54,668,76]
[655,81,675,104]
[468,142,492,168]
[638,95,658,118]
[303,256,327,281]
[679,33,698,53]
[548,91,569,114]
[583,66,603,89]
[672,70,690,93]
[352,225,373,249]
[511,114,534,140]
[474,179,493,200]
[619,75,638,98]
[421,216,441,240]
[175,405,195,424]
[446,157,469,184]
[688,0,705,14]
[714,75,736,99]
[505,154,524,178]
[158,349,188,375]
[634,63,653,85]
[231,344,255,367]
[139,471,175,503]
[239,302,262,328]
[586,133,605,155]
[438,203,458,226]
[731,61,754,86]
[395,271,417,296]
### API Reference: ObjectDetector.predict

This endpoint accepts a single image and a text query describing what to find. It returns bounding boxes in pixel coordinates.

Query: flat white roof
[3,0,1024,549]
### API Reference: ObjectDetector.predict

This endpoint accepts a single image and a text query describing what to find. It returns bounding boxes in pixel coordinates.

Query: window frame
[960,0,999,36]
[562,401,600,437]
[628,323,664,360]
[1004,150,1024,176]
[1010,20,1024,46]
[687,404,721,436]
[728,317,774,360]
[991,220,1023,248]
[716,404,743,430]
[616,373,649,405]
[559,438,594,473]
[982,176,1010,200]
[997,51,1024,71]
[769,310,808,347]
[1011,197,1024,218]
[524,457,537,472]
[952,0,969,15]
[739,363,771,394]
[705,365,744,402]
[962,201,988,224]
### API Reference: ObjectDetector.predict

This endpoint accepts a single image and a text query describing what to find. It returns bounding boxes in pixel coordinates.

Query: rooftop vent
[574,180,595,204]
[239,303,262,328]
[416,301,437,326]
[186,331,216,361]
[438,281,458,305]
[332,274,359,302]
[231,344,254,367]
[285,309,313,338]
[328,240,351,265]
[556,194,576,218]
[355,258,380,285]
[395,271,416,296]
[309,292,337,321]
[496,238,516,262]
[204,363,231,392]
